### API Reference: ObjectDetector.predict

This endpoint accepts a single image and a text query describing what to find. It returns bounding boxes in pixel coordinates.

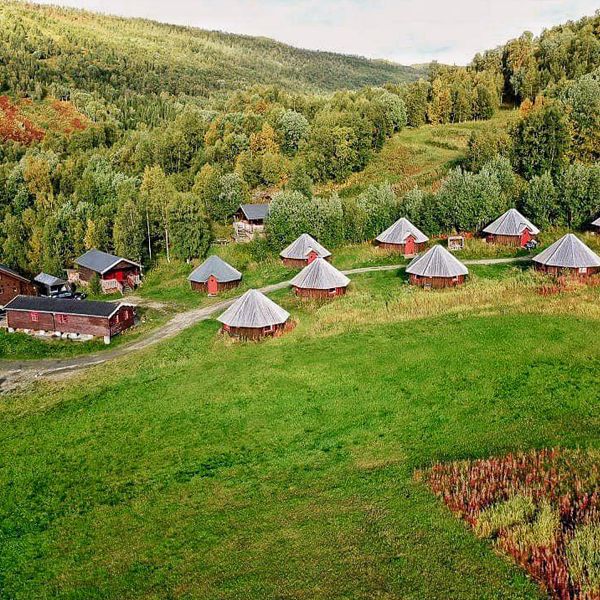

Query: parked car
[51,290,87,300]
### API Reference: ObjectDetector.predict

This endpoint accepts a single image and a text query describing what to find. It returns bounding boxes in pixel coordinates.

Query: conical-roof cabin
[188,255,242,295]
[375,217,428,256]
[280,234,331,267]
[592,216,600,232]
[217,289,290,339]
[289,258,350,298]
[405,245,468,288]
[483,208,539,247]
[532,234,600,277]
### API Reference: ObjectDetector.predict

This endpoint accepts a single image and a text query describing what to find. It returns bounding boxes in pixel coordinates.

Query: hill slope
[0,1,421,104]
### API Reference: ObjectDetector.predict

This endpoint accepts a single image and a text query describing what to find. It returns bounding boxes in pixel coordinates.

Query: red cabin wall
[282,256,331,268]
[376,241,427,254]
[534,264,600,279]
[222,322,288,340]
[190,280,240,294]
[487,233,536,247]
[293,286,347,298]
[0,272,38,305]
[409,274,466,288]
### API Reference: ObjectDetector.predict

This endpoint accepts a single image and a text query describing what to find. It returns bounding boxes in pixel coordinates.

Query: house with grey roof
[188,255,242,295]
[71,249,142,294]
[533,234,600,277]
[290,257,350,298]
[280,234,332,268]
[405,245,469,288]
[483,208,540,247]
[234,203,270,242]
[217,289,291,339]
[375,217,429,256]
[34,272,69,296]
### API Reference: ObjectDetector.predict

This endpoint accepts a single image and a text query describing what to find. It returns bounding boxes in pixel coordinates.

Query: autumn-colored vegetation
[0,96,44,143]
[422,449,600,599]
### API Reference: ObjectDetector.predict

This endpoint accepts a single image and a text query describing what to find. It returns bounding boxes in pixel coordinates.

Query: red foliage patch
[51,100,88,133]
[422,449,600,599]
[0,96,45,144]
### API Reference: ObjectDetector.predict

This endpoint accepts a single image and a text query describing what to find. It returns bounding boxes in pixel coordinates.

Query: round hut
[290,258,350,298]
[532,233,600,278]
[188,255,242,295]
[375,217,428,257]
[405,245,468,288]
[217,289,290,339]
[483,208,540,247]
[280,234,331,268]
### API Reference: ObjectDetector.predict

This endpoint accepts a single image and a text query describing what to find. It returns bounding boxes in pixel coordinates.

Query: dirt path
[0,257,530,391]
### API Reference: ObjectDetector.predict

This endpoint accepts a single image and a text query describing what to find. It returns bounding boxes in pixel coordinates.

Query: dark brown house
[0,264,38,306]
[5,296,136,344]
[71,249,142,294]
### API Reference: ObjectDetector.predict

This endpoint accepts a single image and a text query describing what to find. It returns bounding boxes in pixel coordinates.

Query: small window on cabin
[115,313,120,323]
[452,276,459,282]
[264,325,275,333]
[579,267,587,274]
[30,312,39,322]
[56,314,68,324]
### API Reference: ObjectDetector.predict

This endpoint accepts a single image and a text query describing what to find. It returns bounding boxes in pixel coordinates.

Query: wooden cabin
[5,296,136,344]
[483,208,539,247]
[234,204,269,242]
[34,272,69,297]
[405,245,469,289]
[0,264,37,306]
[375,217,429,257]
[533,234,600,278]
[70,249,142,294]
[280,234,331,268]
[188,255,242,295]
[217,289,290,340]
[290,257,350,298]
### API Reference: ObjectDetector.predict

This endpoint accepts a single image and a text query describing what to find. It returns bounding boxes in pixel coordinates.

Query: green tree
[285,160,313,198]
[520,172,556,229]
[356,183,399,240]
[169,194,212,261]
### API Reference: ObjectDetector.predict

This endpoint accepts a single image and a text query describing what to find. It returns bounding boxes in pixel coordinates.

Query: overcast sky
[35,0,598,65]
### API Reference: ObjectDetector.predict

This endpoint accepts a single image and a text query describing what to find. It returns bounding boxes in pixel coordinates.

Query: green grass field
[1,265,598,598]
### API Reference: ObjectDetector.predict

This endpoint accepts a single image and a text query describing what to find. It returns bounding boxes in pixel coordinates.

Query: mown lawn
[0,268,598,598]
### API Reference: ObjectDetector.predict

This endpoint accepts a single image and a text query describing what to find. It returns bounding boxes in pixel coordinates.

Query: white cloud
[33,0,598,65]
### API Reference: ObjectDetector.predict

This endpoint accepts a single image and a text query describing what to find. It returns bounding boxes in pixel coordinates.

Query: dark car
[51,290,87,300]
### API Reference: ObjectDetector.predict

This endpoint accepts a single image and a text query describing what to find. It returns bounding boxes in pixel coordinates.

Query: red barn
[187,255,242,295]
[280,234,331,268]
[533,234,600,278]
[375,217,429,257]
[0,264,38,306]
[405,245,469,288]
[5,296,136,344]
[483,208,539,247]
[72,249,142,294]
[289,257,350,298]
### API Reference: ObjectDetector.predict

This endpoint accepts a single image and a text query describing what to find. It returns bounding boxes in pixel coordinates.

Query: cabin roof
[280,233,331,260]
[188,255,242,284]
[592,216,600,227]
[483,208,540,236]
[34,272,67,287]
[75,249,141,275]
[4,295,128,319]
[405,245,469,278]
[0,263,31,284]
[375,217,429,244]
[239,203,269,221]
[290,258,350,290]
[217,289,289,328]
[532,234,600,268]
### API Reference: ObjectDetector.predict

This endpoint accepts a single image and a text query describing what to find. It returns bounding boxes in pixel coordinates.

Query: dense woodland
[0,3,599,277]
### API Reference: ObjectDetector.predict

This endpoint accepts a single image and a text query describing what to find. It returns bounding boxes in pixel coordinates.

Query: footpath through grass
[0,267,598,598]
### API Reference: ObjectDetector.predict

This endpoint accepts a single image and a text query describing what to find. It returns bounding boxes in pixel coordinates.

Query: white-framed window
[30,312,39,322]
[264,324,275,333]
[56,314,68,324]
[579,267,587,274]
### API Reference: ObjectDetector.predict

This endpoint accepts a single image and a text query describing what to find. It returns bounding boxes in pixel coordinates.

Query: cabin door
[520,229,531,247]
[207,276,218,295]
[307,250,318,264]
[404,236,416,256]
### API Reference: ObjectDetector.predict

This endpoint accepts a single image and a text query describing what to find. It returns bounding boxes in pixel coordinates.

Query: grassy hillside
[1,266,599,598]
[0,1,420,105]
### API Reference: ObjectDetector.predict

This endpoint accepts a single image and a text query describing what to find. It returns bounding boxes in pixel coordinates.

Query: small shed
[375,217,429,257]
[72,249,142,294]
[188,255,242,295]
[483,208,540,247]
[280,234,332,268]
[5,296,135,344]
[592,216,600,233]
[405,245,469,288]
[34,272,69,297]
[0,264,37,306]
[289,258,350,298]
[217,289,290,339]
[234,203,270,242]
[532,234,600,278]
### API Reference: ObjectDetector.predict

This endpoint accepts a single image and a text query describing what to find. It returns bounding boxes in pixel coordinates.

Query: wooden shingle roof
[532,234,600,268]
[483,208,540,236]
[289,258,350,290]
[280,234,331,260]
[217,289,289,328]
[188,255,242,284]
[375,217,428,244]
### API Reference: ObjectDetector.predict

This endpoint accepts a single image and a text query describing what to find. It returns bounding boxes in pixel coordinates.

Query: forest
[0,3,599,277]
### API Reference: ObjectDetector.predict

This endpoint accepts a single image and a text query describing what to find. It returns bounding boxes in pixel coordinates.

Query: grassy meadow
[0,265,599,598]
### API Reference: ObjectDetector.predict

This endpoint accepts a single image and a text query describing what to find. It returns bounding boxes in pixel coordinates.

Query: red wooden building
[0,264,38,306]
[188,255,242,295]
[5,296,136,344]
[405,245,469,288]
[280,234,331,268]
[289,257,350,298]
[533,234,600,278]
[71,249,142,294]
[483,208,539,247]
[375,217,429,257]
